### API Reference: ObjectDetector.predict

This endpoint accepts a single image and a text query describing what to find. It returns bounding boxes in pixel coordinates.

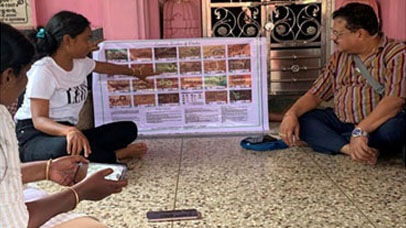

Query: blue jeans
[299,108,406,155]
[16,120,138,163]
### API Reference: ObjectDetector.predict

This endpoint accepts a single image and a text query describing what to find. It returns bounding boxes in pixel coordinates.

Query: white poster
[0,0,32,28]
[92,38,269,136]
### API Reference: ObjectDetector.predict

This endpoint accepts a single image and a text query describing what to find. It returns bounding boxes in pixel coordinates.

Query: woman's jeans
[16,119,138,163]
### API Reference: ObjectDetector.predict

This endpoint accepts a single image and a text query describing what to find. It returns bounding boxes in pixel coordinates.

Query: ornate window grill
[202,0,333,95]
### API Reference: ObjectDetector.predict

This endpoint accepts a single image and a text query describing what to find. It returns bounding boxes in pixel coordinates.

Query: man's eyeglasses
[331,28,348,38]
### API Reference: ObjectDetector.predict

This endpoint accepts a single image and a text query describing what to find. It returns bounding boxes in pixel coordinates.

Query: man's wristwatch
[351,127,369,138]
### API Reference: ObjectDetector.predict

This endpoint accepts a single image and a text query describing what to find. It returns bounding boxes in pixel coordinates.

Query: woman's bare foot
[115,142,148,160]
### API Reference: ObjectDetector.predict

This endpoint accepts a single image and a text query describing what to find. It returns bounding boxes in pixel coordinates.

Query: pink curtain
[335,0,406,41]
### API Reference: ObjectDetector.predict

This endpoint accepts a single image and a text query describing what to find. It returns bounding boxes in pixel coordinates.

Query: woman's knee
[20,137,67,162]
[118,121,137,132]
[115,121,138,142]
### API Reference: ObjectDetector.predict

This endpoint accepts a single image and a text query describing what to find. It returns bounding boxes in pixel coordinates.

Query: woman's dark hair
[333,3,380,35]
[0,22,35,76]
[30,11,90,60]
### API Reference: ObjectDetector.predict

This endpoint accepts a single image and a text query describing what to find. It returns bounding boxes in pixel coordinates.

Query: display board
[92,38,268,136]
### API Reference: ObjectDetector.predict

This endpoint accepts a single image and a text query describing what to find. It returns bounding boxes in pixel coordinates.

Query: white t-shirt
[15,57,96,125]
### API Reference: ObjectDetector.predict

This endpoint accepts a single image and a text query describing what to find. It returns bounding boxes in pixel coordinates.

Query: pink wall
[31,0,404,41]
[101,0,160,40]
[32,0,103,28]
[31,0,160,40]
[335,0,406,41]
[377,0,406,41]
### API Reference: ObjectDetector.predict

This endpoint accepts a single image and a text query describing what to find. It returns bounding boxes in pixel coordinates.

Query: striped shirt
[310,35,406,124]
[0,104,29,228]
[1,105,86,228]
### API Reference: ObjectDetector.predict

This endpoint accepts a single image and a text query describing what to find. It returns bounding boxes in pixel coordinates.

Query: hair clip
[36,28,46,39]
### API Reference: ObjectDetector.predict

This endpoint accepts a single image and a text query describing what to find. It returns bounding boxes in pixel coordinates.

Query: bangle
[68,187,80,210]
[45,159,52,180]
[67,130,80,135]
[66,128,80,136]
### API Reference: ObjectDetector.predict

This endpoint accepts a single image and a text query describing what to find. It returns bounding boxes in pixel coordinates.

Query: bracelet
[67,130,80,135]
[66,128,80,136]
[45,159,52,180]
[68,187,80,210]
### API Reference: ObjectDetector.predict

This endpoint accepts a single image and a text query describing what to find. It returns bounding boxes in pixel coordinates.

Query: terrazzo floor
[38,129,406,228]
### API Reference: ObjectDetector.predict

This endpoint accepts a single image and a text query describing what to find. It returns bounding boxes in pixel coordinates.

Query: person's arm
[30,98,73,136]
[358,42,406,132]
[21,161,46,184]
[93,61,157,82]
[357,95,404,133]
[30,98,91,156]
[21,156,89,185]
[350,45,405,164]
[279,92,322,146]
[26,169,127,228]
[349,96,404,164]
[26,188,78,228]
[93,61,134,77]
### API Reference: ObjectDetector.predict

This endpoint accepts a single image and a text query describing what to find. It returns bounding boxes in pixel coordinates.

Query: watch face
[353,129,361,136]
[352,128,368,137]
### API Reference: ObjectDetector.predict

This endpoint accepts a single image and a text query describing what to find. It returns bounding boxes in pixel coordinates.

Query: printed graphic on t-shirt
[66,82,87,104]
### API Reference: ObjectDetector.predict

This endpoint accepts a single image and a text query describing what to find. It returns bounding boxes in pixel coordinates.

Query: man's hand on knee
[279,113,300,147]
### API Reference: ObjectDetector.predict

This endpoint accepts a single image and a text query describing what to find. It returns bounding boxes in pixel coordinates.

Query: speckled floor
[37,129,406,228]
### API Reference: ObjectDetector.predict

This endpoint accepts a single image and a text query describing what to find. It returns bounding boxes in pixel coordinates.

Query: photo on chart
[109,95,132,108]
[133,94,156,107]
[179,46,201,59]
[203,60,226,74]
[158,93,180,106]
[107,80,131,93]
[228,43,251,57]
[105,49,128,62]
[180,77,203,90]
[154,47,177,60]
[180,61,202,75]
[229,75,252,88]
[204,76,227,89]
[205,91,228,104]
[203,45,226,59]
[129,48,153,61]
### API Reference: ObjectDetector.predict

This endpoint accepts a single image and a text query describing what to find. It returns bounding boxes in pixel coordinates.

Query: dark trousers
[298,108,406,156]
[16,119,138,163]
